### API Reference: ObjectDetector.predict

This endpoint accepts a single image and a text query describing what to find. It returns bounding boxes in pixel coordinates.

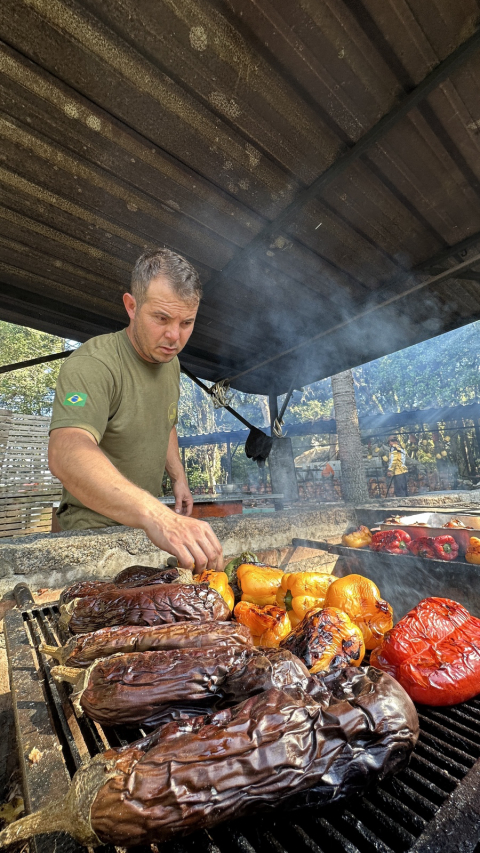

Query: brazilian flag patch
[64,392,87,407]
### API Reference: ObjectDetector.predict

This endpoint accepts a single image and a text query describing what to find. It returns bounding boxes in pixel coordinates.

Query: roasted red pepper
[370,597,480,706]
[407,537,436,559]
[431,534,458,561]
[370,529,411,554]
[407,535,458,561]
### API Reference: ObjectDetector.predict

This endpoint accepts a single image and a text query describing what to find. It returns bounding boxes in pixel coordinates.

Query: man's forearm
[49,427,222,571]
[165,427,187,484]
[49,429,165,529]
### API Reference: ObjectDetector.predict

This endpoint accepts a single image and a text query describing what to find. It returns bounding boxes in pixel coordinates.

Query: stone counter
[0,503,356,596]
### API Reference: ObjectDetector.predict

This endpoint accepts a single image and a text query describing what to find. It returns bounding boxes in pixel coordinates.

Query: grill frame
[3,594,480,853]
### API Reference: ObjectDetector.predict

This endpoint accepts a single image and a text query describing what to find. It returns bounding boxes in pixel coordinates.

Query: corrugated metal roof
[1,0,480,394]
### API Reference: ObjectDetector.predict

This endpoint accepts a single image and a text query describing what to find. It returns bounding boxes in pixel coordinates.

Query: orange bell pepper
[281,606,365,673]
[465,537,480,565]
[324,573,393,650]
[195,570,235,610]
[234,601,291,647]
[341,525,372,548]
[236,563,284,604]
[275,572,333,618]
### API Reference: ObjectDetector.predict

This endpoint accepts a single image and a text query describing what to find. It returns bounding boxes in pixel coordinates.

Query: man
[387,435,408,497]
[48,249,223,572]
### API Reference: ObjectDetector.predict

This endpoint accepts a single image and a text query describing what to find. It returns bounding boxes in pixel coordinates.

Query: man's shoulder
[66,331,125,371]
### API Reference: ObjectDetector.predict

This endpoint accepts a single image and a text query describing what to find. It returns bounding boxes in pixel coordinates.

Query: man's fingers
[204,528,224,570]
[171,543,197,571]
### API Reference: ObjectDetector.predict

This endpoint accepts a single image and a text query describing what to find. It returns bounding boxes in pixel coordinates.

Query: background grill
[4,594,480,853]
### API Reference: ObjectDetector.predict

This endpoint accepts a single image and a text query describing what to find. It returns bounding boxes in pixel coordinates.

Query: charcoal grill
[3,584,480,853]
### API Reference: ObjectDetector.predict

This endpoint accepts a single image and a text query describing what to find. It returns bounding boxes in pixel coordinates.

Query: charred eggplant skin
[90,670,418,847]
[59,566,180,605]
[65,583,230,634]
[46,621,253,668]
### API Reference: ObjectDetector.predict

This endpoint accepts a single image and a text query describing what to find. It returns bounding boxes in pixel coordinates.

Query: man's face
[124,275,199,364]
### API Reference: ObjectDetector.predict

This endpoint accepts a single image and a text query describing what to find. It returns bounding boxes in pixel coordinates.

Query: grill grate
[4,602,480,853]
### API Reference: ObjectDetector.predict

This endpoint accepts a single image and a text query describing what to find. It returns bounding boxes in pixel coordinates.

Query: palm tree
[331,369,369,504]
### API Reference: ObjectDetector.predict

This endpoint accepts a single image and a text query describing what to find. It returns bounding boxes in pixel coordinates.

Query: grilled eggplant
[41,621,252,668]
[59,582,230,634]
[52,646,310,728]
[0,670,419,849]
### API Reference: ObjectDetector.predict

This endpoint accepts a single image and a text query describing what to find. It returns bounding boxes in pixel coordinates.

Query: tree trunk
[331,369,369,504]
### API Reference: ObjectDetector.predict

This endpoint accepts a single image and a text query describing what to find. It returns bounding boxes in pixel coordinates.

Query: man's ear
[123,292,136,321]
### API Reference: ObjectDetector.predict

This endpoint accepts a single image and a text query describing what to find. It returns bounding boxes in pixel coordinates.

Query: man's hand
[172,477,193,516]
[387,471,393,477]
[143,507,223,573]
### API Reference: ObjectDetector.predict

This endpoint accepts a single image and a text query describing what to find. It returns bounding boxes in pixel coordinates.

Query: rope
[209,379,233,409]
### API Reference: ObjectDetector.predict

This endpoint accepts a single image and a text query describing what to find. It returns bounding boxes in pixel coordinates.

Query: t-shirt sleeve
[49,356,116,444]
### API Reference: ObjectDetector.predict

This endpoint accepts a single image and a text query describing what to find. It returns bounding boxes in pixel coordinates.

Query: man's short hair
[131,249,202,306]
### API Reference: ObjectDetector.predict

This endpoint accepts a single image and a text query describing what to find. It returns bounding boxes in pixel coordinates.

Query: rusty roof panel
[1,0,480,393]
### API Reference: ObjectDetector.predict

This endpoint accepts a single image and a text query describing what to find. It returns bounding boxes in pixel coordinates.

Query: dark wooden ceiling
[1,0,480,394]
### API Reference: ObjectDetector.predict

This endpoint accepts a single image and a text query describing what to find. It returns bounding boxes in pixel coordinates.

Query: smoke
[201,243,453,397]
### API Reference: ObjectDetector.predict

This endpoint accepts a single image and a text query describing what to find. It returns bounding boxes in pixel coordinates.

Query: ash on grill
[3,585,480,853]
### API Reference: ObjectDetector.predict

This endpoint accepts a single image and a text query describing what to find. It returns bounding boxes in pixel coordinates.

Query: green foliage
[0,322,67,415]
[352,322,480,415]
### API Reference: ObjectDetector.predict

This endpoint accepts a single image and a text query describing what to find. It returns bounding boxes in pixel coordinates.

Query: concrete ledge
[0,503,356,596]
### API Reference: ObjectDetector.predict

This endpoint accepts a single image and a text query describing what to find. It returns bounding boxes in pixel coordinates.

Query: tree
[331,369,369,504]
[0,322,67,415]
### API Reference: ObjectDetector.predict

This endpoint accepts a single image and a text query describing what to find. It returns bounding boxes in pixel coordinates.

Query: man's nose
[165,323,180,341]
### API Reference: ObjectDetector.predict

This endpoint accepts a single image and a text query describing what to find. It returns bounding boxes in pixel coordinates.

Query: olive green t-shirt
[49,329,180,530]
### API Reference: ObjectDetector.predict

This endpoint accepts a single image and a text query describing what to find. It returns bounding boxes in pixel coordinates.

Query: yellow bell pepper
[465,537,480,565]
[195,570,235,610]
[341,526,372,548]
[275,572,333,619]
[241,592,278,606]
[234,601,291,647]
[307,608,365,674]
[236,564,284,604]
[324,573,393,650]
[287,611,302,629]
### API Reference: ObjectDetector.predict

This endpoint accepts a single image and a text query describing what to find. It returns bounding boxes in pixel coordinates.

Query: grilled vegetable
[430,535,459,561]
[341,526,372,548]
[234,601,291,646]
[465,536,480,564]
[371,597,480,705]
[53,646,311,728]
[194,571,235,610]
[59,583,230,634]
[53,646,249,727]
[59,579,112,606]
[59,566,192,606]
[219,647,310,704]
[370,529,411,554]
[407,537,436,558]
[237,564,284,605]
[224,551,259,583]
[0,671,418,850]
[275,572,333,619]
[40,621,252,668]
[324,574,393,650]
[407,535,458,561]
[280,606,365,673]
[113,565,184,585]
